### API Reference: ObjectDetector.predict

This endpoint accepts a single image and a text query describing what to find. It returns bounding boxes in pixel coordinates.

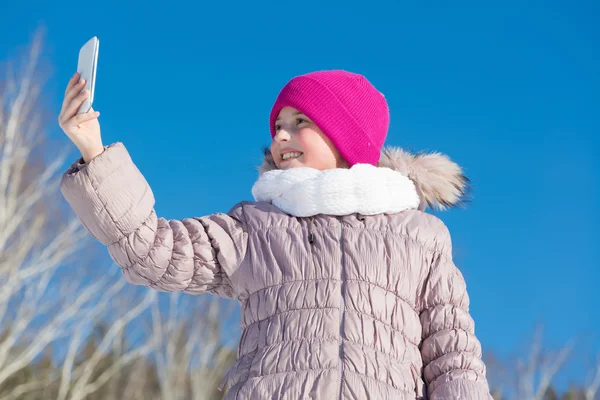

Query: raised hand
[58,72,104,162]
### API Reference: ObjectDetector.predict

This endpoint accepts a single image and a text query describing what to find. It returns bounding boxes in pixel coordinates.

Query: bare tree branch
[75,339,155,400]
[535,338,574,400]
[0,30,92,389]
[0,278,107,386]
[150,293,238,400]
[585,353,600,400]
[514,325,575,400]
[67,290,156,400]
[56,276,127,400]
[0,379,51,400]
[0,31,154,399]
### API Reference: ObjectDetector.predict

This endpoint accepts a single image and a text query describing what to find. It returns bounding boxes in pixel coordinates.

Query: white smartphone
[76,36,99,115]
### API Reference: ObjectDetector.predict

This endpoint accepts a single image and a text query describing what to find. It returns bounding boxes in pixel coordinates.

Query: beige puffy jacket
[60,142,492,399]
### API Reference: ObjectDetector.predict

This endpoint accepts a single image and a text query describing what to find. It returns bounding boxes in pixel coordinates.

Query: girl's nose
[274,129,291,142]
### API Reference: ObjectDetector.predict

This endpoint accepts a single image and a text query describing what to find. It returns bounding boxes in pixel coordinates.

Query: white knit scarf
[251,164,421,217]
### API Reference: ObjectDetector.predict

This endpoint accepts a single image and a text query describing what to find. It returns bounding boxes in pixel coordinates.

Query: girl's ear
[258,146,278,176]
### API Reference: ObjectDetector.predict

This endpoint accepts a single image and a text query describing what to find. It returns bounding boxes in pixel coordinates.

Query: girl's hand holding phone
[58,72,104,163]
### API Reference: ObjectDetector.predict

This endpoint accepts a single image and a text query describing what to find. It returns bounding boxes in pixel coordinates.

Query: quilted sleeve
[418,224,493,399]
[60,142,247,298]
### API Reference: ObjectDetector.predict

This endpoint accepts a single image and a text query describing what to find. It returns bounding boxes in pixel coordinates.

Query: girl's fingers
[60,89,89,124]
[64,72,81,96]
[71,110,100,126]
[61,79,86,112]
[61,79,85,113]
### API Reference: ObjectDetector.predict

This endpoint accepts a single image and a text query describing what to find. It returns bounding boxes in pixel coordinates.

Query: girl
[58,70,492,399]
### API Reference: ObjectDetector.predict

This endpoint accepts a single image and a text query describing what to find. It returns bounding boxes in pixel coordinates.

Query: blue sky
[2,0,599,391]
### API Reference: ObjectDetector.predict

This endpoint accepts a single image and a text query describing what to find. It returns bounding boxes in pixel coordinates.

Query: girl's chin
[278,157,304,169]
[279,163,301,170]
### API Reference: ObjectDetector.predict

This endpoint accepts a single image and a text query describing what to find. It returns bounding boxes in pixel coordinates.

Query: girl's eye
[274,124,281,131]
[296,118,308,125]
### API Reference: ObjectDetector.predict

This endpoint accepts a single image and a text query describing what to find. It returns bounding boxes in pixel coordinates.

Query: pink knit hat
[269,70,389,167]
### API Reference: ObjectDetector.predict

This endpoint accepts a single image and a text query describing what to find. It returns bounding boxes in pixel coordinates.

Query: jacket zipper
[336,216,345,399]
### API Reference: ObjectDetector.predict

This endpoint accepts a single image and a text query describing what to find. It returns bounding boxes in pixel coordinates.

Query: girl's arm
[60,142,247,298]
[418,224,493,399]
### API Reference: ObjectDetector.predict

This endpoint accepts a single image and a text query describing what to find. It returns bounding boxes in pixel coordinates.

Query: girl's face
[271,106,348,171]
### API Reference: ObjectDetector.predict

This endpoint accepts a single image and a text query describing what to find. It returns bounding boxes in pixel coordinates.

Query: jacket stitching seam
[346,339,417,366]
[420,303,473,335]
[242,278,419,315]
[194,217,234,296]
[345,309,420,347]
[344,339,416,370]
[237,337,416,374]
[120,218,183,288]
[243,225,451,259]
[233,342,417,392]
[418,251,460,314]
[233,202,254,399]
[343,369,413,393]
[118,211,155,268]
[243,277,336,300]
[87,163,133,243]
[428,373,489,399]
[120,217,225,295]
[237,337,338,358]
[344,279,418,313]
[421,327,478,348]
[423,348,482,367]
[243,224,339,235]
[343,226,451,258]
[241,306,339,330]
[231,367,337,387]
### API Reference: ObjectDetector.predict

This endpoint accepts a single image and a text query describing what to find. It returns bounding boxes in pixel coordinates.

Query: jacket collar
[255,146,470,214]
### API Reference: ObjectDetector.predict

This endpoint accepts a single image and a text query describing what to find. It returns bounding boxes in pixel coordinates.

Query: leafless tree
[483,324,585,400]
[584,353,600,400]
[516,325,574,400]
[56,281,156,400]
[150,292,238,400]
[2,30,241,400]
[0,30,156,399]
[0,28,85,391]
